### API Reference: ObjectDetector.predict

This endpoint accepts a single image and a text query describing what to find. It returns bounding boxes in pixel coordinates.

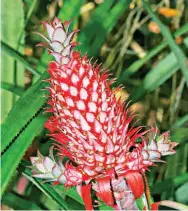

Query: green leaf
[22,162,84,209]
[55,185,83,205]
[23,167,68,210]
[161,127,188,199]
[1,41,41,77]
[58,0,85,21]
[24,0,38,26]
[2,192,42,210]
[176,144,188,175]
[172,115,188,129]
[78,0,131,56]
[171,127,188,144]
[1,71,48,154]
[1,82,25,96]
[183,37,188,48]
[1,0,25,121]
[64,196,85,210]
[117,23,188,84]
[99,203,114,210]
[151,173,188,195]
[131,53,179,101]
[175,182,188,204]
[1,113,48,195]
[136,194,148,210]
[142,0,188,86]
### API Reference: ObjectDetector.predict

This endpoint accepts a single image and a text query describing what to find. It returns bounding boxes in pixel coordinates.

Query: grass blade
[1,41,41,77]
[172,115,188,129]
[1,0,25,121]
[2,192,42,210]
[118,23,188,84]
[142,0,188,86]
[78,0,131,56]
[1,82,25,96]
[23,168,68,210]
[131,53,179,101]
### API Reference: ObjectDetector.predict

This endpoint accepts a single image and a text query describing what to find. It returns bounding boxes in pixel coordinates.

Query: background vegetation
[1,0,188,210]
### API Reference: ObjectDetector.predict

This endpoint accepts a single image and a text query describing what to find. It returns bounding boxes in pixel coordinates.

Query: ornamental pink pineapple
[30,17,177,210]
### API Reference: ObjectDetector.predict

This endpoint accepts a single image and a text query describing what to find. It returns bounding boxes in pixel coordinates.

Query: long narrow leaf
[142,0,188,86]
[131,53,179,101]
[1,82,25,96]
[22,161,84,209]
[78,0,131,56]
[2,192,42,210]
[172,115,188,129]
[1,0,25,121]
[151,173,188,194]
[118,23,188,84]
[55,185,84,205]
[1,71,48,154]
[1,41,41,76]
[1,113,48,195]
[23,168,68,210]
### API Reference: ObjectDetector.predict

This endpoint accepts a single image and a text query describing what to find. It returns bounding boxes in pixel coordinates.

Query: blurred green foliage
[1,0,188,210]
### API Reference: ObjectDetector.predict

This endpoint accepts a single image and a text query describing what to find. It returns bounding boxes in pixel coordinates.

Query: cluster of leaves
[1,0,188,210]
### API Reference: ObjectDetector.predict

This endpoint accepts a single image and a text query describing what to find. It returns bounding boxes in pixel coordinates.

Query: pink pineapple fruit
[30,17,177,210]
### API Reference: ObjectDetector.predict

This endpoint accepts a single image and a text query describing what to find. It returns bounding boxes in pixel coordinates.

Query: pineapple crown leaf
[36,17,80,64]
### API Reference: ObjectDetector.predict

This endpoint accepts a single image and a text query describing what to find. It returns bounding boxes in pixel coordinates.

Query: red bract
[124,172,144,199]
[31,17,177,210]
[81,184,93,211]
[95,177,115,206]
